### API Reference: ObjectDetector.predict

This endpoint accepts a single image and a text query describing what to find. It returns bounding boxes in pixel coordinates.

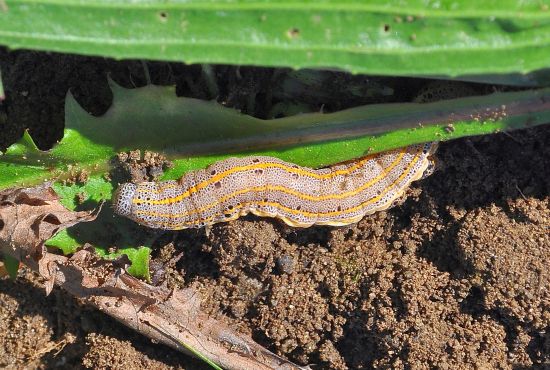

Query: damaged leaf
[0,185,98,265]
[96,246,152,281]
[1,82,550,279]
[2,82,550,191]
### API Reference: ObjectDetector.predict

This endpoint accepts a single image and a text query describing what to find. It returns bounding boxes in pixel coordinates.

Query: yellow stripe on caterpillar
[113,142,438,230]
[136,151,385,197]
[132,151,407,219]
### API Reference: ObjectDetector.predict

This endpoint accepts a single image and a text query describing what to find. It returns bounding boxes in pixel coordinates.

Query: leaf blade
[1,1,550,78]
[2,82,550,191]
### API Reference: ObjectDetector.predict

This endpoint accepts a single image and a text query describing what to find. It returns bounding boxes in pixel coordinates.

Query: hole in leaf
[158,11,168,22]
[287,27,300,38]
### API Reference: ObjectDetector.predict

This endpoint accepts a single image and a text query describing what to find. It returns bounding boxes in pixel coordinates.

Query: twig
[23,332,76,365]
[0,185,305,370]
[9,248,305,370]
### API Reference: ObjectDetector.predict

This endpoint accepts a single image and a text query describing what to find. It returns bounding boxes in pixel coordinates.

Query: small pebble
[276,254,295,274]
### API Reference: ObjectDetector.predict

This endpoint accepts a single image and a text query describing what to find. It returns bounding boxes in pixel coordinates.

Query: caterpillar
[113,142,438,230]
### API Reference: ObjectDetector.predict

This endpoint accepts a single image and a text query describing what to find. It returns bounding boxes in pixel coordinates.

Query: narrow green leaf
[1,1,550,79]
[0,66,4,101]
[3,255,20,280]
[149,323,223,370]
[171,340,223,370]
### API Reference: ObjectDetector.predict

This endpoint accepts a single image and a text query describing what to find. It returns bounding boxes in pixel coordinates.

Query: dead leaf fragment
[0,184,97,263]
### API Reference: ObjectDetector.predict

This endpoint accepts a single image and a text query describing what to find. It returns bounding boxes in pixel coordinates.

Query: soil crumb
[114,149,172,183]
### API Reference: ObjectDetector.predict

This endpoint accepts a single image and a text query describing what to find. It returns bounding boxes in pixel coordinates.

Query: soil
[0,49,549,369]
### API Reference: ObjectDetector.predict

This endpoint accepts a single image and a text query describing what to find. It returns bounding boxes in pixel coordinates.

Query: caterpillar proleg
[113,142,438,230]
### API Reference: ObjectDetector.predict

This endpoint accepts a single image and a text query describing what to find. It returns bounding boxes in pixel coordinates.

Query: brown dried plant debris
[0,185,305,370]
[0,184,97,262]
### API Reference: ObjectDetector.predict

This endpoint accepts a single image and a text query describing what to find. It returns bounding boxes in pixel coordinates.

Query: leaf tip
[107,76,126,94]
[21,129,39,150]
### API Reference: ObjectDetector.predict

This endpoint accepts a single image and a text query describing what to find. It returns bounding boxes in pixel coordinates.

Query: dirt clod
[114,149,172,183]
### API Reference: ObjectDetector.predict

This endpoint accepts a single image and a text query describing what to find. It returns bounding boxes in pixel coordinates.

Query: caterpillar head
[112,183,137,218]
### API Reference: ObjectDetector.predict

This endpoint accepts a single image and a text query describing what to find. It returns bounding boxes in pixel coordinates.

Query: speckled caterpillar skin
[113,142,437,230]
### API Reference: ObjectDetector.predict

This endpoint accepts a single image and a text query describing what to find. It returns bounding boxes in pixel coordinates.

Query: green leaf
[96,246,152,281]
[3,255,20,280]
[3,81,550,192]
[44,175,154,279]
[46,177,153,280]
[1,1,550,80]
[2,81,550,277]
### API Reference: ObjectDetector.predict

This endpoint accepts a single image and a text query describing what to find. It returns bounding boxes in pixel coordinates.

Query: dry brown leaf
[0,184,98,288]
[0,261,9,278]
